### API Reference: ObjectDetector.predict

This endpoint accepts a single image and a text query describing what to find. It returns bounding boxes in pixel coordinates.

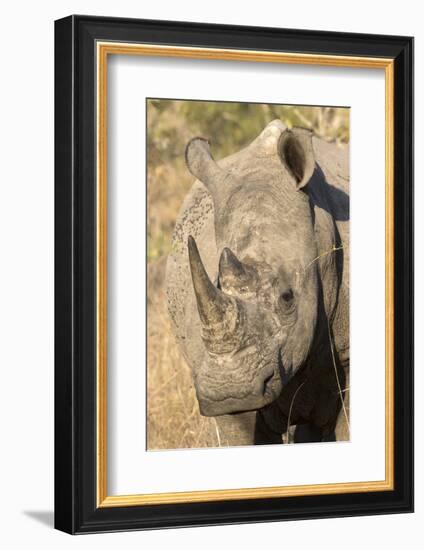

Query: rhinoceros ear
[185,137,223,194]
[277,127,315,190]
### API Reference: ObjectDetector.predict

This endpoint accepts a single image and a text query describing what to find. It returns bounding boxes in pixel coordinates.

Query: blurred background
[147,100,349,450]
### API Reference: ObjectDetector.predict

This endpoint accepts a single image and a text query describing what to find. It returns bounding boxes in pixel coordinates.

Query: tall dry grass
[146,100,349,450]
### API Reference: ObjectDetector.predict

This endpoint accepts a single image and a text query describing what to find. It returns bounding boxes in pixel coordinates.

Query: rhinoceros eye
[281,289,294,303]
[278,289,295,315]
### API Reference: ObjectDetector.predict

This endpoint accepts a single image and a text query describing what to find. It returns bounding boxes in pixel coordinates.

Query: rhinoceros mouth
[197,369,281,417]
[198,393,274,417]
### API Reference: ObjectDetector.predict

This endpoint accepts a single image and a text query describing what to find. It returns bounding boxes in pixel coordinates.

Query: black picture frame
[55,15,413,534]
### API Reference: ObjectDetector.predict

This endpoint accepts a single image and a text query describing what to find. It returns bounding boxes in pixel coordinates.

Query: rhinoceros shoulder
[312,138,350,366]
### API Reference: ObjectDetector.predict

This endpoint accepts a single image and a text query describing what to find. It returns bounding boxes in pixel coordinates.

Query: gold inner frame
[96,42,395,508]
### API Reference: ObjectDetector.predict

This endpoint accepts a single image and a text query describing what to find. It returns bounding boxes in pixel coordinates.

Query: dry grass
[147,158,192,261]
[146,100,349,450]
[147,258,218,449]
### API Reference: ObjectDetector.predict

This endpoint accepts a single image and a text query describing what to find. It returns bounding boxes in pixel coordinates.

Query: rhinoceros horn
[187,235,235,327]
[188,237,245,354]
[219,247,246,279]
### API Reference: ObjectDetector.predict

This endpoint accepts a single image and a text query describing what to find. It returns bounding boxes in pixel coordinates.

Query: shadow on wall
[23,510,54,529]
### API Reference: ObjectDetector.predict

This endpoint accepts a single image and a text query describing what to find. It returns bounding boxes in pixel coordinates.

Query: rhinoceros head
[185,120,322,416]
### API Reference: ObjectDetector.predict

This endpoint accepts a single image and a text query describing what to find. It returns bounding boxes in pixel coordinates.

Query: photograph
[146,99,350,450]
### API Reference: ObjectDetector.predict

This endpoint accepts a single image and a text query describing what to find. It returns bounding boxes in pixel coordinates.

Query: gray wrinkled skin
[166,120,349,445]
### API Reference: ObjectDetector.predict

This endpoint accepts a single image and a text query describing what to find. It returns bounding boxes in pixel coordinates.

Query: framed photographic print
[54,15,413,534]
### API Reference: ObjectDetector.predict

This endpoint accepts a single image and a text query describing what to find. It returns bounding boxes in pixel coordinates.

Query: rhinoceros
[165,119,349,446]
